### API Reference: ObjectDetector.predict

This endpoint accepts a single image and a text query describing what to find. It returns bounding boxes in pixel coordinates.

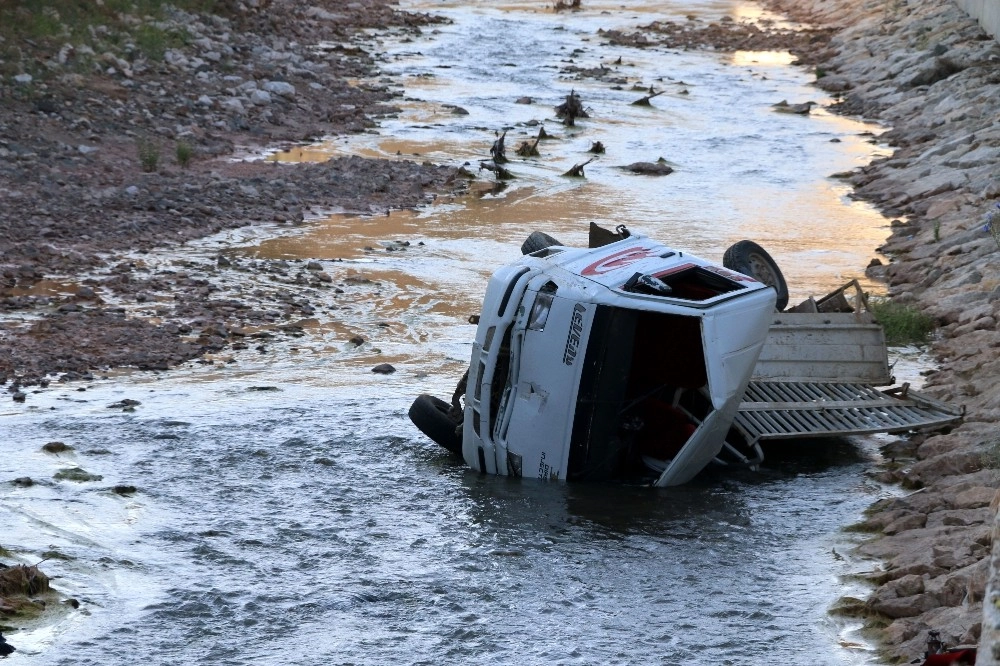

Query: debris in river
[112,484,137,495]
[490,130,508,163]
[0,632,14,656]
[555,90,588,126]
[588,141,605,154]
[631,88,665,106]
[562,157,596,177]
[371,363,396,375]
[515,96,533,104]
[515,137,541,157]
[771,99,816,114]
[108,398,141,410]
[553,0,581,10]
[621,160,674,175]
[479,161,514,180]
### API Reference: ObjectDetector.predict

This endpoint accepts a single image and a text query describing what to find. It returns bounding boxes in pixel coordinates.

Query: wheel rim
[748,254,778,287]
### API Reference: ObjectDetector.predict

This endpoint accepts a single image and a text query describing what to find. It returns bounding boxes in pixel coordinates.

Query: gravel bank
[0,0,468,389]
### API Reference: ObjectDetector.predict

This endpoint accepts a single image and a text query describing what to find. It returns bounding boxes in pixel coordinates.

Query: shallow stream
[1,1,920,663]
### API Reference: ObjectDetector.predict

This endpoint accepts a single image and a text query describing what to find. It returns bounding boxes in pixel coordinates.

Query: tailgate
[733,380,964,445]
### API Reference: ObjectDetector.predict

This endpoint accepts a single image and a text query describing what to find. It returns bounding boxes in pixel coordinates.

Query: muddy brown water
[1,1,928,663]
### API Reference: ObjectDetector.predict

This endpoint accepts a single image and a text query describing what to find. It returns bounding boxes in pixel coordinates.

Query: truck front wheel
[408,394,463,456]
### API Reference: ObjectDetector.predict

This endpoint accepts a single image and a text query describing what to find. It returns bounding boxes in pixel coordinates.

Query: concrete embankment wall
[954,0,1000,40]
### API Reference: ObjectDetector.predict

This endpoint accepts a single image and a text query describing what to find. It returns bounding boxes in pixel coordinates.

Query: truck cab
[461,233,776,487]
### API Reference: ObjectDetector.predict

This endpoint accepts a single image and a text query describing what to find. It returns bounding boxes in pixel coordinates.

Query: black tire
[408,394,463,456]
[521,231,563,255]
[722,240,789,311]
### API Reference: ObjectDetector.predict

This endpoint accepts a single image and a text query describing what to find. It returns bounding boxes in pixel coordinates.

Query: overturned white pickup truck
[409,225,962,486]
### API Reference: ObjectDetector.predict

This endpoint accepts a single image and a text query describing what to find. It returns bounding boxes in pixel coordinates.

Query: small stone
[54,468,103,482]
[371,363,396,375]
[42,441,73,454]
[262,80,295,98]
[107,399,141,409]
[249,89,272,105]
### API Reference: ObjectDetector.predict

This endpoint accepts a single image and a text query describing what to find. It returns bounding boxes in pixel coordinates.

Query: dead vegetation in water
[562,157,596,177]
[490,130,508,163]
[555,90,588,126]
[515,137,541,157]
[631,88,665,106]
[0,563,51,617]
[479,161,514,180]
[553,0,581,11]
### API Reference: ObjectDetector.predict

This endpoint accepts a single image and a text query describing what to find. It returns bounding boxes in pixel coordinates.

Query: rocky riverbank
[608,0,998,657]
[763,0,1000,660]
[0,0,468,388]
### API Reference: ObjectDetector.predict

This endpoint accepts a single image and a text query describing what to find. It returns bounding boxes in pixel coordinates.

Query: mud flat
[0,0,467,388]
[761,0,1000,660]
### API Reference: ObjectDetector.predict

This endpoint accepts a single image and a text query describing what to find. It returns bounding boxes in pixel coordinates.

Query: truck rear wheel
[408,394,463,456]
[722,240,789,311]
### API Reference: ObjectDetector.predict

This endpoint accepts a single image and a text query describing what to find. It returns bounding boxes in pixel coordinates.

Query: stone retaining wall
[983,500,1000,666]
[954,0,1000,40]
[953,0,1000,660]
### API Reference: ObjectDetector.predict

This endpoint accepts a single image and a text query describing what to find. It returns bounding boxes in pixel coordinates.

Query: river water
[2,1,916,664]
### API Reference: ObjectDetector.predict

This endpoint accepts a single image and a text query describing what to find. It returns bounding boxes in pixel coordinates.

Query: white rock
[196,95,214,107]
[262,80,296,98]
[249,89,272,105]
[58,44,74,65]
[13,73,32,84]
[948,146,999,169]
[164,50,188,67]
[221,98,245,114]
[304,7,344,20]
[78,145,99,155]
